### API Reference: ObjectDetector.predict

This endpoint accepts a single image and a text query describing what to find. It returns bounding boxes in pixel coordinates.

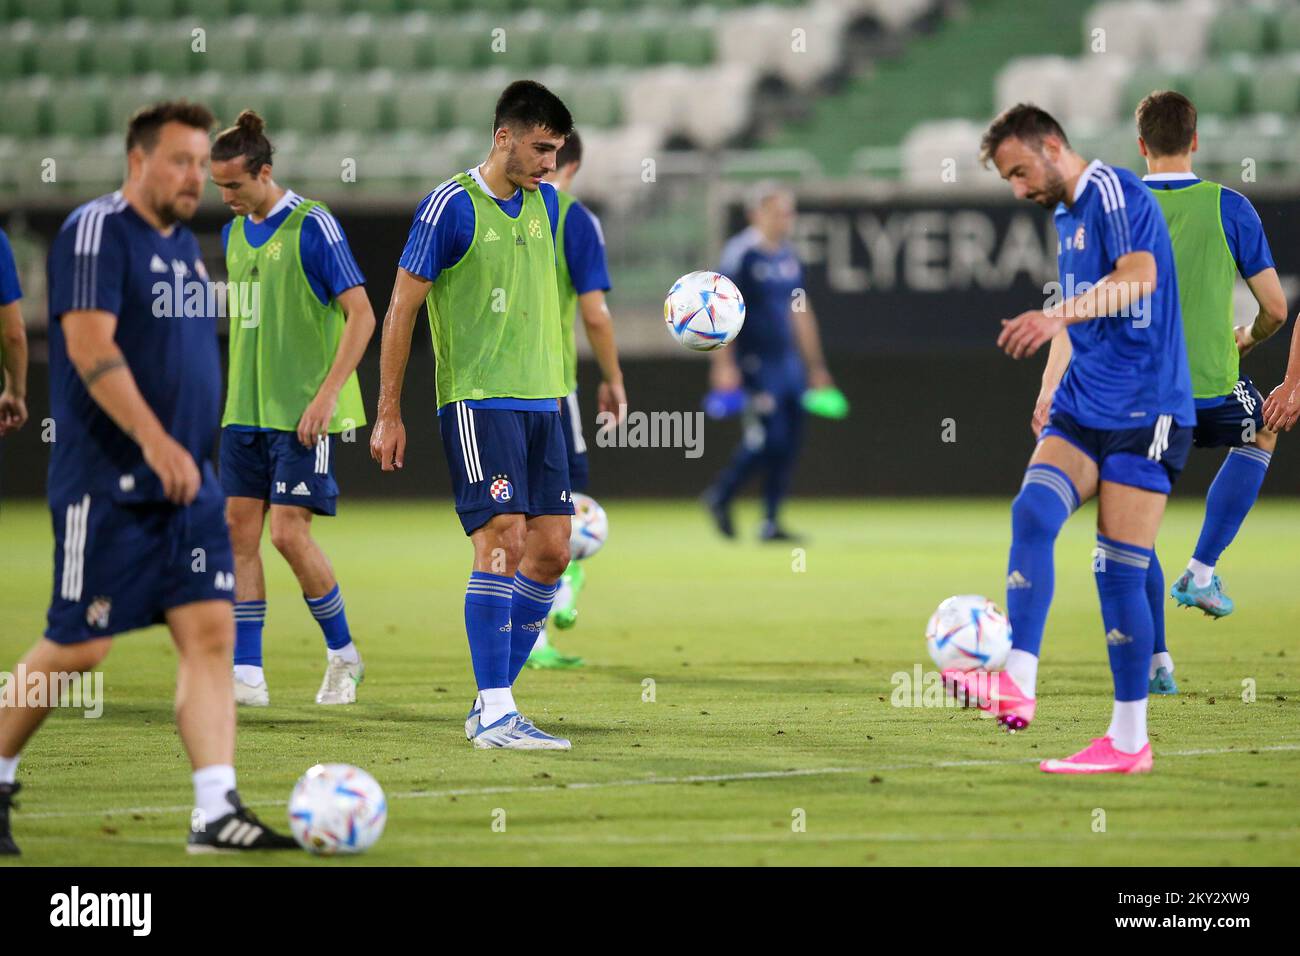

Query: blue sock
[304,584,352,652]
[465,571,513,691]
[1095,535,1156,702]
[1193,446,1271,567]
[508,571,558,684]
[233,600,266,667]
[1148,550,1167,655]
[1006,464,1077,657]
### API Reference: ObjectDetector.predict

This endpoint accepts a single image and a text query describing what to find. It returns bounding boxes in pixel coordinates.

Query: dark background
[2,194,1297,501]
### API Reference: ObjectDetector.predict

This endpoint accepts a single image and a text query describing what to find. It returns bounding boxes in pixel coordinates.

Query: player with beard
[370,81,577,749]
[0,101,295,853]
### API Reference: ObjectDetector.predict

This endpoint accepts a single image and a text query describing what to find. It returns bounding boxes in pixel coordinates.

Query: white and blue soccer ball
[288,763,387,856]
[569,492,608,561]
[664,270,746,351]
[925,595,1012,672]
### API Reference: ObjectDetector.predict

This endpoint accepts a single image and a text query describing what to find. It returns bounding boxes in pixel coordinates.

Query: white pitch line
[19,742,1300,822]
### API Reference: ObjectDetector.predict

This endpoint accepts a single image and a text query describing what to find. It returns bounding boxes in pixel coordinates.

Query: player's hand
[807,365,833,390]
[1031,391,1053,439]
[0,389,28,436]
[1234,325,1257,358]
[998,310,1063,360]
[1263,377,1300,432]
[596,379,627,433]
[297,389,339,448]
[369,413,406,471]
[142,432,201,505]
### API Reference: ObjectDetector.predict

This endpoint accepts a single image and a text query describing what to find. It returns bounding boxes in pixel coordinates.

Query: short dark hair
[125,100,215,154]
[979,103,1070,166]
[212,109,275,174]
[1135,90,1197,158]
[493,80,574,138]
[556,128,583,169]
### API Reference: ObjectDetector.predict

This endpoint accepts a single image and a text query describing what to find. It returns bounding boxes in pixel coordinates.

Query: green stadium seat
[298,0,346,15]
[537,22,602,68]
[126,0,183,17]
[144,25,203,76]
[31,33,86,79]
[670,23,714,65]
[0,35,31,79]
[528,0,572,15]
[318,24,372,73]
[370,24,429,72]
[49,84,107,138]
[430,23,485,71]
[1187,61,1244,116]
[251,0,292,16]
[192,0,233,17]
[492,24,546,70]
[1210,7,1271,55]
[254,24,317,74]
[1122,66,1184,113]
[88,29,143,76]
[568,83,621,127]
[335,85,392,133]
[208,26,256,73]
[605,23,657,68]
[392,79,449,132]
[1279,7,1300,52]
[76,0,122,19]
[1247,61,1300,115]
[221,79,285,130]
[450,83,500,130]
[1,84,46,137]
[13,0,65,22]
[279,85,335,134]
[472,0,517,13]
[356,0,402,13]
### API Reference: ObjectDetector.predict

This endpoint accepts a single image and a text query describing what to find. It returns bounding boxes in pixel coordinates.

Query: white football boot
[315,656,364,705]
[473,712,571,750]
[234,673,270,707]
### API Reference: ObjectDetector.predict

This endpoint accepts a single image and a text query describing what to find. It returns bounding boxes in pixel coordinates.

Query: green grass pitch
[1,497,1297,866]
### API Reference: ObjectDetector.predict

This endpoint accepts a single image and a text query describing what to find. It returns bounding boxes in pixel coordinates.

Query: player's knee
[269,514,311,559]
[63,637,112,671]
[1011,481,1071,543]
[533,538,570,580]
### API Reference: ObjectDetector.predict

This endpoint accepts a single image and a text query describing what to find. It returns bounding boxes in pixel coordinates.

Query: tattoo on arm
[80,356,127,390]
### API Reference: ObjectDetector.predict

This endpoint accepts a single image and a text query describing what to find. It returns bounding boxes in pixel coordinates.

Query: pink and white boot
[1040,736,1153,775]
[942,668,1037,732]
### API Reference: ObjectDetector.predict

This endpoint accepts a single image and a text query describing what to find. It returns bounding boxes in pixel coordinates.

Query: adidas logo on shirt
[484,228,500,242]
[290,482,311,496]
[150,254,168,273]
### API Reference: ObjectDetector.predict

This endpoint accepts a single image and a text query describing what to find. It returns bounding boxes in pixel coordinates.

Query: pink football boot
[1040,736,1153,774]
[942,668,1036,732]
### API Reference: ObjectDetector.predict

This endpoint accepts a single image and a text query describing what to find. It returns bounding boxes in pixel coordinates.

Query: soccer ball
[569,492,608,560]
[664,270,746,351]
[288,763,387,856]
[925,595,1012,672]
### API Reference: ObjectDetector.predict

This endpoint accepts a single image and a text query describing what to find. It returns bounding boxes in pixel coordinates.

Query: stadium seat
[122,0,179,18]
[318,22,373,73]
[76,0,123,19]
[355,0,403,12]
[1,83,47,138]
[12,0,65,22]
[429,23,486,71]
[208,23,257,73]
[146,24,204,76]
[280,82,335,134]
[220,77,286,130]
[568,81,622,128]
[31,33,87,80]
[668,23,714,65]
[334,83,392,134]
[1186,60,1244,117]
[537,22,604,68]
[1247,59,1300,115]
[605,22,658,68]
[1279,6,1300,52]
[0,34,30,80]
[297,0,347,15]
[370,22,429,72]
[1122,65,1185,115]
[450,81,502,131]
[49,84,107,138]
[1210,7,1271,55]
[87,28,143,76]
[253,23,318,74]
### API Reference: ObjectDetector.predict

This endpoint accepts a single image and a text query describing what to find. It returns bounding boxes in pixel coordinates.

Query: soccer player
[530,129,627,669]
[210,111,375,707]
[370,80,576,749]
[703,183,836,541]
[0,101,294,854]
[1035,92,1287,695]
[0,225,28,439]
[949,104,1195,774]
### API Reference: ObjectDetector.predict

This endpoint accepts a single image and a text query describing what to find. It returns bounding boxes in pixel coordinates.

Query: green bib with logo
[223,197,366,431]
[424,172,565,408]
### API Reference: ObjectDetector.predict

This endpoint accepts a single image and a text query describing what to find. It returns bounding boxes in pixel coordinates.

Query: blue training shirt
[47,192,223,505]
[563,199,611,295]
[398,166,562,414]
[719,226,802,361]
[0,227,21,305]
[1051,160,1195,430]
[219,189,364,306]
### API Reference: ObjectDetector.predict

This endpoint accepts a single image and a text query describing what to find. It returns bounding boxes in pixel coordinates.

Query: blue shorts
[1193,376,1265,449]
[1042,409,1192,495]
[438,401,575,535]
[560,391,589,492]
[219,427,339,516]
[46,486,234,644]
